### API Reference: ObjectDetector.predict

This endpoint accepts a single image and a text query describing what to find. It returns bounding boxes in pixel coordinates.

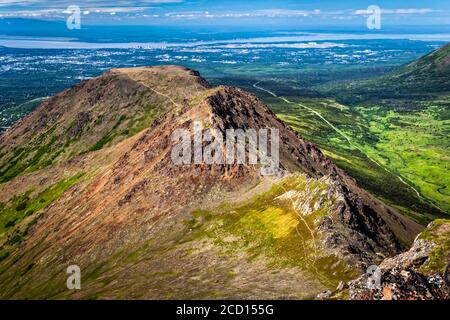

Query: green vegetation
[418,219,450,274]
[0,249,10,263]
[324,43,450,104]
[184,175,359,288]
[0,97,47,131]
[254,80,449,221]
[89,115,127,152]
[353,103,449,214]
[0,125,59,183]
[0,173,84,237]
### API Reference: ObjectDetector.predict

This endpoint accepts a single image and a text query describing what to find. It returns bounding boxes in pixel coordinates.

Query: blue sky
[0,0,449,26]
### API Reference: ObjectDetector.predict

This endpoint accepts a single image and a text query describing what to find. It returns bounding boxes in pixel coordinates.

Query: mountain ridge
[0,66,422,299]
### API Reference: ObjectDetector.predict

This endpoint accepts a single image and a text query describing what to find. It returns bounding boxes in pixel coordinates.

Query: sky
[0,0,449,27]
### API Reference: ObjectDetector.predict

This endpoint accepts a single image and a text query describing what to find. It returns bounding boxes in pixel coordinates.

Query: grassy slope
[302,44,450,218]
[0,173,85,267]
[0,93,165,184]
[0,175,357,299]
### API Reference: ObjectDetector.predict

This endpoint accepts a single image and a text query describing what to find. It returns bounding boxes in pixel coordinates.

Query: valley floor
[249,80,449,222]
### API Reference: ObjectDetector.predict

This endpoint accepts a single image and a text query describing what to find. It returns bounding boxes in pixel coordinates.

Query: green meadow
[252,80,449,222]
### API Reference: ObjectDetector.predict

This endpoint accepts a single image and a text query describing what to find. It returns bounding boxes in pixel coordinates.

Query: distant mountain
[0,66,422,299]
[330,42,450,103]
[376,42,450,94]
[400,42,450,76]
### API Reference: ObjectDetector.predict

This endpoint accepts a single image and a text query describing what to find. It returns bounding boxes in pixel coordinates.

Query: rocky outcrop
[205,86,402,267]
[349,219,450,300]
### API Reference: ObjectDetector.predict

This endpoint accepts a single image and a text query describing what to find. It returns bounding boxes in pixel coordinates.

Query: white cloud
[0,0,182,5]
[165,9,327,19]
[91,7,148,13]
[354,8,436,15]
[0,6,151,18]
[0,3,440,21]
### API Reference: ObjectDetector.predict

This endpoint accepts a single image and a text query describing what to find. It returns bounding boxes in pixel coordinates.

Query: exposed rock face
[0,66,421,299]
[320,182,400,268]
[203,87,403,267]
[349,219,450,300]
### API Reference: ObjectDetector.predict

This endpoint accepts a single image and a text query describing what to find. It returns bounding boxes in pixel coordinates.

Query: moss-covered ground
[181,175,359,288]
[418,219,450,274]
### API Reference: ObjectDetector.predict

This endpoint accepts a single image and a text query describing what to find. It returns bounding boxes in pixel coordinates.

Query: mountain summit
[0,66,421,299]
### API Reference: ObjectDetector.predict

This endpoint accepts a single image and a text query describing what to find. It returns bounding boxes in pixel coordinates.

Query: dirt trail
[252,81,442,211]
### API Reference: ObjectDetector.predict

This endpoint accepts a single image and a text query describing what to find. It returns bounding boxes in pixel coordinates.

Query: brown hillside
[0,67,421,299]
